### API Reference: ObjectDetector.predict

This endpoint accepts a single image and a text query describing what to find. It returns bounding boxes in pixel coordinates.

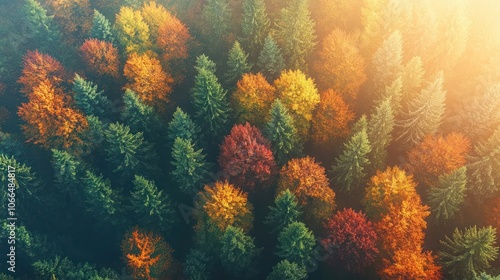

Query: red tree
[18,50,67,95]
[321,208,378,272]
[219,122,277,192]
[79,39,120,77]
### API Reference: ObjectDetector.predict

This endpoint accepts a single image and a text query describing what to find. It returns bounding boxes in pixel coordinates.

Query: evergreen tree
[241,0,270,58]
[264,99,301,166]
[90,9,115,43]
[224,41,252,86]
[85,115,106,148]
[23,0,61,54]
[195,54,217,73]
[439,226,499,279]
[331,127,371,192]
[72,74,111,118]
[202,0,232,51]
[51,149,82,200]
[274,0,316,71]
[265,189,302,233]
[371,31,403,97]
[396,72,446,147]
[351,114,368,136]
[276,221,316,267]
[81,170,120,225]
[33,255,119,280]
[0,131,25,163]
[257,35,285,80]
[184,249,213,280]
[219,226,260,277]
[121,89,163,142]
[167,107,202,148]
[130,175,175,232]
[379,76,403,115]
[267,260,307,280]
[171,137,210,195]
[367,98,395,172]
[428,167,467,224]
[475,272,500,280]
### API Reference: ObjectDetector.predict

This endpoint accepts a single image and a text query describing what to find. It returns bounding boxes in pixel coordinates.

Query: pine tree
[33,255,119,280]
[276,221,316,267]
[351,115,368,136]
[51,149,82,202]
[371,30,403,97]
[219,226,261,277]
[274,0,316,71]
[379,76,403,114]
[171,137,210,195]
[267,260,307,280]
[439,226,499,279]
[90,9,115,43]
[72,74,111,118]
[130,175,175,232]
[257,35,285,80]
[331,127,371,192]
[400,56,425,109]
[167,107,202,147]
[264,99,301,166]
[428,167,467,224]
[184,249,213,280]
[195,54,217,73]
[81,170,120,224]
[241,0,270,58]
[265,189,302,233]
[202,0,232,51]
[367,98,395,172]
[224,41,252,86]
[23,0,61,54]
[121,89,163,142]
[396,72,446,147]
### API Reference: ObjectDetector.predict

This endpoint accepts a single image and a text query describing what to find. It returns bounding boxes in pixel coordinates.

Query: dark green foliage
[265,189,302,233]
[5,223,60,260]
[0,273,14,280]
[51,149,82,200]
[267,260,307,280]
[219,226,261,277]
[257,35,285,80]
[121,89,163,141]
[202,0,232,50]
[439,226,499,279]
[475,272,500,280]
[167,107,202,148]
[73,74,111,119]
[85,115,106,147]
[23,0,61,54]
[195,54,217,73]
[81,170,120,224]
[264,99,301,166]
[130,175,175,232]
[0,131,25,160]
[32,255,119,280]
[428,167,467,224]
[184,249,213,280]
[276,221,316,267]
[224,41,252,86]
[241,0,270,58]
[367,98,395,172]
[171,137,210,195]
[91,9,115,43]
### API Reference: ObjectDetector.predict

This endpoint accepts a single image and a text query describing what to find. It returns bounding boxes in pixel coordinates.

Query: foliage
[219,226,260,276]
[167,107,202,147]
[171,137,210,195]
[265,189,302,233]
[266,260,307,280]
[156,9,191,62]
[81,170,120,224]
[380,249,442,280]
[32,255,119,280]
[72,74,112,118]
[257,35,285,80]
[427,167,467,224]
[367,98,395,171]
[276,221,316,267]
[90,9,115,43]
[79,39,120,78]
[114,6,151,54]
[23,0,61,54]
[121,89,163,141]
[183,249,213,280]
[44,0,93,45]
[18,50,67,95]
[202,0,232,50]
[241,0,270,58]
[371,30,403,97]
[224,41,252,86]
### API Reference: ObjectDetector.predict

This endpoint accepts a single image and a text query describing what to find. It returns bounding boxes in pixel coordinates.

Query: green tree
[264,99,301,166]
[428,167,467,224]
[267,260,307,280]
[202,0,232,51]
[33,255,119,280]
[379,76,403,114]
[114,6,150,54]
[184,249,213,280]
[257,35,285,80]
[73,74,111,118]
[274,0,316,71]
[131,175,175,232]
[241,0,270,58]
[265,189,302,233]
[351,114,368,136]
[23,0,61,54]
[0,131,25,160]
[224,41,252,86]
[400,56,425,110]
[371,30,403,97]
[51,149,82,202]
[167,107,202,148]
[121,89,163,142]
[171,137,210,195]
[331,127,371,192]
[475,272,500,280]
[367,98,395,172]
[276,221,316,267]
[195,54,217,73]
[439,226,499,279]
[219,226,260,277]
[90,9,115,43]
[81,170,121,225]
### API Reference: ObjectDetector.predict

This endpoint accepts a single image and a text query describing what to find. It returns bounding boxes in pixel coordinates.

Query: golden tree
[18,50,67,95]
[79,38,119,77]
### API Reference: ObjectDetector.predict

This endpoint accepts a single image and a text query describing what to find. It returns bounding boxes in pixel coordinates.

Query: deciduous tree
[114,6,151,54]
[79,39,120,78]
[44,0,93,45]
[380,249,442,280]
[18,50,67,95]
[156,9,191,62]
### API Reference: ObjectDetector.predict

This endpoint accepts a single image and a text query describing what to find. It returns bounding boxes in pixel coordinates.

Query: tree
[72,74,112,118]
[439,226,499,279]
[407,132,471,186]
[265,189,302,233]
[33,255,119,280]
[276,221,316,267]
[311,90,355,147]
[121,89,163,141]
[367,98,395,172]
[485,196,500,238]
[257,35,285,80]
[224,41,252,86]
[427,167,467,224]
[264,99,301,166]
[81,170,120,224]
[114,6,151,54]
[378,76,403,115]
[51,149,82,201]
[396,73,447,147]
[123,52,174,109]
[131,175,175,232]
[231,72,276,127]
[183,249,213,280]
[219,123,277,192]
[309,0,363,37]
[167,107,202,147]
[313,29,367,102]
[202,0,232,51]
[140,1,171,42]
[156,9,191,62]
[18,50,67,95]
[171,137,210,195]
[274,70,320,140]
[371,30,403,97]
[400,56,425,109]
[23,0,61,54]
[121,227,173,280]
[195,54,217,73]
[380,249,442,280]
[44,0,93,45]
[219,226,260,277]
[79,39,120,78]
[322,208,378,272]
[277,157,336,226]
[267,260,307,280]
[90,9,115,43]
[274,0,316,71]
[241,0,270,58]
[331,127,371,192]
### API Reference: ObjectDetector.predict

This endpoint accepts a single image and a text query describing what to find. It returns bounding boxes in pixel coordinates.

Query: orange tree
[79,38,120,77]
[18,50,67,95]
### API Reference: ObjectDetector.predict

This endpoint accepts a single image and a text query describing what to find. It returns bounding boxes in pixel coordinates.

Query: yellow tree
[115,6,151,54]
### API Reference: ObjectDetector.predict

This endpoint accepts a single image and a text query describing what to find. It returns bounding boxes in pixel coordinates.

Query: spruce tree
[379,76,403,114]
[427,167,467,224]
[195,54,217,73]
[257,35,285,80]
[184,249,213,280]
[367,98,395,172]
[72,74,111,118]
[90,9,115,43]
[224,41,252,86]
[267,260,307,280]
[276,221,316,267]
[202,0,232,52]
[23,0,61,54]
[439,226,499,279]
[264,99,301,166]
[331,127,371,192]
[130,175,175,232]
[167,107,202,147]
[219,226,260,277]
[171,137,210,195]
[121,89,163,142]
[81,170,120,224]
[51,149,82,200]
[371,31,403,97]
[265,189,302,233]
[351,115,368,136]
[0,131,26,161]
[241,0,270,58]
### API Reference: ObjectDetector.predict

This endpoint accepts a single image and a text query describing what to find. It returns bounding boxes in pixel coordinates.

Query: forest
[0,0,499,279]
